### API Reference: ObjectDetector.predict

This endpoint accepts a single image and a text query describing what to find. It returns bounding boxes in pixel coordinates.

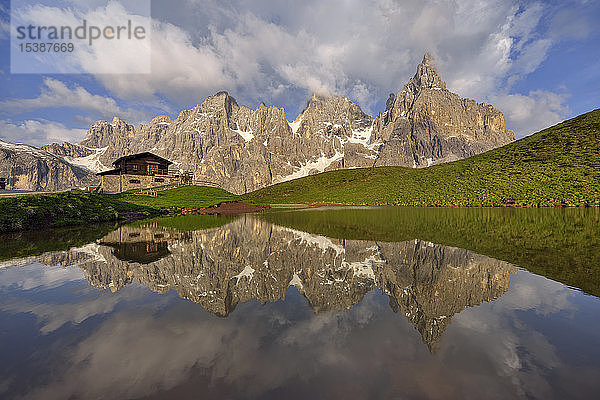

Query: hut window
[129,179,140,184]
[154,178,164,183]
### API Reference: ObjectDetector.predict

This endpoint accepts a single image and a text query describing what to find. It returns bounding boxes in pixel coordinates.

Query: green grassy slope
[0,186,239,233]
[117,185,239,209]
[244,109,600,206]
[0,191,161,233]
[261,207,600,297]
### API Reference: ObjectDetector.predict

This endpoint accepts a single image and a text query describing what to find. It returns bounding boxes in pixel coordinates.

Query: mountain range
[1,54,515,193]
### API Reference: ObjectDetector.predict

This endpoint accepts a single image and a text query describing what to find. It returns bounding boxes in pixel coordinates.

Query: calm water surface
[0,207,599,399]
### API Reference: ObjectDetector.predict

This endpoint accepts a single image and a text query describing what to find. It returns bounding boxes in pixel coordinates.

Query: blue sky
[0,0,598,146]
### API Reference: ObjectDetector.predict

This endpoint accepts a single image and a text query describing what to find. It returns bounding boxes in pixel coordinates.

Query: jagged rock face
[291,94,378,170]
[39,142,93,158]
[372,54,515,167]
[41,54,514,194]
[80,116,136,150]
[0,140,93,191]
[70,92,380,193]
[29,216,517,349]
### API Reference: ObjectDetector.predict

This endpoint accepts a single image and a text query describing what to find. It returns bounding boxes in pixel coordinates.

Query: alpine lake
[1,207,599,399]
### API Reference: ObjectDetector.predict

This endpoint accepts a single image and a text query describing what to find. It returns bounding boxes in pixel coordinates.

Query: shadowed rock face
[0,140,94,191]
[39,142,93,158]
[32,216,517,350]
[41,54,514,194]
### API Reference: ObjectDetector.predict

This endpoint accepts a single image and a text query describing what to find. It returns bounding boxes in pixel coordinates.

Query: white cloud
[492,90,571,137]
[0,78,152,123]
[95,19,231,103]
[11,1,151,74]
[0,119,87,146]
[100,0,576,120]
[7,0,591,130]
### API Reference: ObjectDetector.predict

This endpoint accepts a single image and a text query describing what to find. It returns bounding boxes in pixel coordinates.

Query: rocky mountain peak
[422,52,433,65]
[149,115,172,125]
[301,93,337,112]
[299,93,372,128]
[201,91,239,117]
[292,93,373,146]
[111,116,127,126]
[410,53,446,91]
[81,116,135,149]
[371,53,514,168]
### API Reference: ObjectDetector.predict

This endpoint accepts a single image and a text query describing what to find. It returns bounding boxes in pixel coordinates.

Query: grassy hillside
[0,191,161,233]
[244,109,600,206]
[117,185,239,209]
[0,186,239,233]
[261,207,600,297]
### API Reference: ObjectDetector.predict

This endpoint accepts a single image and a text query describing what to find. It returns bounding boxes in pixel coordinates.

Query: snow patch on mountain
[64,146,109,173]
[231,128,254,142]
[0,140,59,161]
[289,117,302,135]
[288,272,304,290]
[275,150,344,183]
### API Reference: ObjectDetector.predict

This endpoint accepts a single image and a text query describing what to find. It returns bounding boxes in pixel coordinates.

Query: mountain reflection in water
[32,215,517,351]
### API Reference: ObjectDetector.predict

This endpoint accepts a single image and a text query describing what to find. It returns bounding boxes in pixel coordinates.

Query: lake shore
[2,183,598,234]
[0,191,163,233]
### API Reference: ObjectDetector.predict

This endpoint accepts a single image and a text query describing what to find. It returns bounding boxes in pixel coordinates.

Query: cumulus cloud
[5,0,593,132]
[96,19,231,103]
[0,119,87,146]
[493,90,571,136]
[0,78,153,123]
[11,2,561,105]
[10,1,151,74]
[111,0,569,110]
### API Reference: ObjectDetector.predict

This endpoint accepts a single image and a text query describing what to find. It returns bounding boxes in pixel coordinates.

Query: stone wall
[100,174,183,193]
